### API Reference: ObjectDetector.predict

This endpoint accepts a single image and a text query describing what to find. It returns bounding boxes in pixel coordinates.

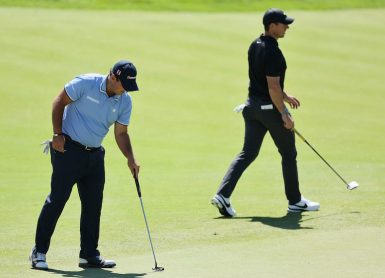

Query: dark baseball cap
[263,8,294,26]
[112,60,139,92]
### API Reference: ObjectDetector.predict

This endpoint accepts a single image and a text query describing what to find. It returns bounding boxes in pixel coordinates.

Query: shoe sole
[79,263,116,268]
[31,265,49,270]
[31,261,49,271]
[288,206,320,213]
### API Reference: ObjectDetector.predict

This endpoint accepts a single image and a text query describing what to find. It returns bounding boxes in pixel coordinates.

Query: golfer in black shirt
[211,8,320,216]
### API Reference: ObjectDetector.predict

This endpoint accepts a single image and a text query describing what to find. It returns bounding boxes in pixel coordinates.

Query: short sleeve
[64,76,86,101]
[117,95,132,126]
[265,49,284,77]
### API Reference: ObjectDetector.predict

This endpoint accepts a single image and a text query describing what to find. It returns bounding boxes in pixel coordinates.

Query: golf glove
[41,139,51,155]
[233,103,246,113]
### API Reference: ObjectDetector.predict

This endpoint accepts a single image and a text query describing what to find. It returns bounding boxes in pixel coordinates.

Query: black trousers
[35,140,105,257]
[217,99,301,204]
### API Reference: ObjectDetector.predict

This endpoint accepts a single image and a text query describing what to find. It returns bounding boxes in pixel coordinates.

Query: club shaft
[294,129,349,185]
[139,196,159,267]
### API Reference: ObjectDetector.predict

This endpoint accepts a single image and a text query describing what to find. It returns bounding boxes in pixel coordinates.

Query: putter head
[347,181,359,190]
[153,266,164,272]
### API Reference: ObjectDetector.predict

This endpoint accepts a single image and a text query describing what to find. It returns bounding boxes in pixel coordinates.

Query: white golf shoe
[30,247,48,270]
[211,194,237,217]
[288,196,320,212]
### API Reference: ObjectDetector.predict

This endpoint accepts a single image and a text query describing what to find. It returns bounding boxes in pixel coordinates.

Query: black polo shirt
[247,34,287,101]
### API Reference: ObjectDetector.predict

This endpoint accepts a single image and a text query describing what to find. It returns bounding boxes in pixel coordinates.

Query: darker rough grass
[0,0,384,11]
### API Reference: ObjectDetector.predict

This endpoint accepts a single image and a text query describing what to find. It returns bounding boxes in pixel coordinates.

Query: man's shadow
[218,212,312,230]
[45,268,147,278]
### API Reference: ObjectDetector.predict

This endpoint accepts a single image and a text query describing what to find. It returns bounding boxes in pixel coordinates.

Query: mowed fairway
[0,7,384,278]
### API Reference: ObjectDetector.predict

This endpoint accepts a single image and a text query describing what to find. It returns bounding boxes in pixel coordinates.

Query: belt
[63,135,101,152]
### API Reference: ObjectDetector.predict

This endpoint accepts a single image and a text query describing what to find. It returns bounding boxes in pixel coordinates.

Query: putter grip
[134,176,142,197]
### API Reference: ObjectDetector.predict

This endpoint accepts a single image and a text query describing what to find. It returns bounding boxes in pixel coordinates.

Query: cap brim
[284,17,294,24]
[122,79,139,92]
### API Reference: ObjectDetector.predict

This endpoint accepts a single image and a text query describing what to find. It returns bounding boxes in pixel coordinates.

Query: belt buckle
[85,146,92,151]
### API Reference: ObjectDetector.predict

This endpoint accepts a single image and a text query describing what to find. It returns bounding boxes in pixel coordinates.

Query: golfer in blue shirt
[30,60,140,270]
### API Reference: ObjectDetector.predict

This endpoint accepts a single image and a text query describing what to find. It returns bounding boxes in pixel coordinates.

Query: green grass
[0,0,385,11]
[0,7,385,278]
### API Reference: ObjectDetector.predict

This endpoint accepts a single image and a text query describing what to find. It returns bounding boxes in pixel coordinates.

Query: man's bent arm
[52,89,72,152]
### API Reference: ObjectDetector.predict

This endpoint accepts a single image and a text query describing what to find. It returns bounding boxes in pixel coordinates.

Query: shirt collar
[99,75,122,100]
[260,34,278,46]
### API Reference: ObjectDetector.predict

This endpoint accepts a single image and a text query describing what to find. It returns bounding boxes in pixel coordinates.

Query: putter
[133,173,164,272]
[294,129,359,190]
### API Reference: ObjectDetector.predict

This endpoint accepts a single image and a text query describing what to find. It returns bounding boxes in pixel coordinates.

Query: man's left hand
[284,93,300,109]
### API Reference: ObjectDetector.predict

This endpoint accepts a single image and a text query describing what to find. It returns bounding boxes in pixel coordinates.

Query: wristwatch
[53,133,63,137]
[281,108,291,116]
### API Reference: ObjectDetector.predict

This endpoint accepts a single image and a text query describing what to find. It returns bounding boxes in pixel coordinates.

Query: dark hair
[264,22,276,31]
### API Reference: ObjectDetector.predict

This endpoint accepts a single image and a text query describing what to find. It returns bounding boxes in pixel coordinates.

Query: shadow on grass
[216,212,312,230]
[216,211,361,230]
[45,268,147,277]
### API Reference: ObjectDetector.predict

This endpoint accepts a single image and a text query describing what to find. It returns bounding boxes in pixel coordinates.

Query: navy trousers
[35,139,105,257]
[217,98,302,204]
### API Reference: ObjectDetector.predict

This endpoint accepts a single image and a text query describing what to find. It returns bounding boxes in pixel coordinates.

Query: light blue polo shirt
[62,74,132,147]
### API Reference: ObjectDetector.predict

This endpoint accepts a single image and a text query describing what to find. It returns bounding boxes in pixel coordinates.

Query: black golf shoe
[79,255,116,268]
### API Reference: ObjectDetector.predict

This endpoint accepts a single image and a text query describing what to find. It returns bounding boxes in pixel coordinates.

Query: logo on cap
[112,60,139,92]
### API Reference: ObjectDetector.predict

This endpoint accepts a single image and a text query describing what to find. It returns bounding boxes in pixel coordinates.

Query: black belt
[63,134,101,152]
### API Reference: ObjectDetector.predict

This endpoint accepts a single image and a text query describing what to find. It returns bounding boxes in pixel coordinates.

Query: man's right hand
[282,114,294,130]
[128,158,140,179]
[52,135,65,153]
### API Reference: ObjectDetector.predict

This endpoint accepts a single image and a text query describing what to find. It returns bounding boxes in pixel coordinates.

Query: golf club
[133,173,164,272]
[294,128,359,190]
